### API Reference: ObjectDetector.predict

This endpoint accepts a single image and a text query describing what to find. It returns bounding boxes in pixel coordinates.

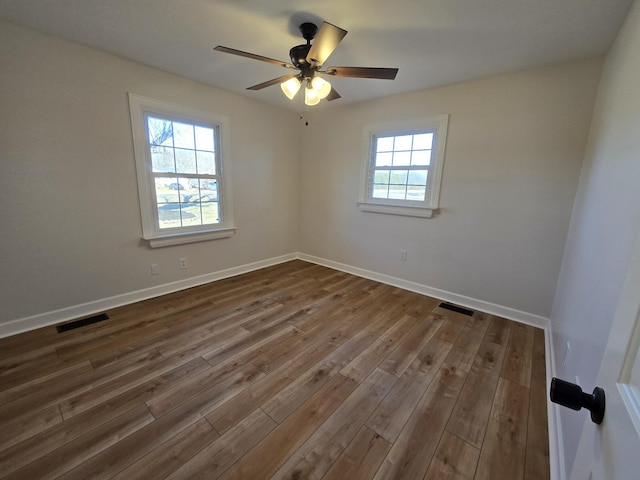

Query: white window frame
[128,94,235,248]
[358,114,449,218]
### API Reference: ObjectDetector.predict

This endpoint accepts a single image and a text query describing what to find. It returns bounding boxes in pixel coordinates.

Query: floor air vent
[438,303,474,316]
[56,313,109,333]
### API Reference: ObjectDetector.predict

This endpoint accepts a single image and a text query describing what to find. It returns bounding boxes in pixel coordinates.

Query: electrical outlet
[179,258,188,269]
[151,264,159,275]
[400,250,408,261]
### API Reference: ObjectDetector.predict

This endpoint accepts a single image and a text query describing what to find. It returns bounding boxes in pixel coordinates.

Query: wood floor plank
[525,375,550,480]
[379,313,445,377]
[271,368,397,479]
[2,404,154,480]
[0,357,208,475]
[372,364,467,480]
[322,426,392,480]
[444,314,491,372]
[0,404,62,452]
[445,341,507,448]
[201,318,294,366]
[261,328,379,423]
[367,337,453,442]
[147,361,264,418]
[0,260,549,480]
[0,349,62,389]
[218,373,358,480]
[483,315,512,346]
[501,322,535,388]
[206,328,349,434]
[251,315,344,374]
[474,378,530,480]
[433,313,468,344]
[111,418,220,480]
[424,431,480,480]
[531,327,547,380]
[166,408,276,479]
[341,314,417,383]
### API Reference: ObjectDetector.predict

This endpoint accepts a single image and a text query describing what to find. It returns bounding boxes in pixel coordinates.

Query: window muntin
[359,115,449,218]
[129,94,234,246]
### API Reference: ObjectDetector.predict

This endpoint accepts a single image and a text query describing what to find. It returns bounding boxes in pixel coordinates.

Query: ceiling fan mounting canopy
[213,19,399,104]
[299,22,318,43]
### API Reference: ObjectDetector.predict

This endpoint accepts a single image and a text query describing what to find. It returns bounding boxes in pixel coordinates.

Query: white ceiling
[0,0,633,111]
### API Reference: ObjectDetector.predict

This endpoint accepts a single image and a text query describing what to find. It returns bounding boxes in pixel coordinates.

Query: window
[359,115,449,218]
[129,94,234,247]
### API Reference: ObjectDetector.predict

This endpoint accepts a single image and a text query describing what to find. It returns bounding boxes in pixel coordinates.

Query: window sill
[357,202,438,218]
[144,227,236,248]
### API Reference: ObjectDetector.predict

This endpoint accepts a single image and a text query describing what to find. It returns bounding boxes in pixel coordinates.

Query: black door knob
[550,377,605,424]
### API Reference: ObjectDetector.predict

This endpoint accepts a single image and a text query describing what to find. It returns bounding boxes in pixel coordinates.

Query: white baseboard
[0,253,297,339]
[297,253,550,330]
[546,328,567,480]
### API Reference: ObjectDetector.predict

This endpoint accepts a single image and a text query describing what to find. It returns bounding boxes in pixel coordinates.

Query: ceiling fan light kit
[304,85,321,106]
[214,20,398,106]
[311,76,332,99]
[280,77,301,99]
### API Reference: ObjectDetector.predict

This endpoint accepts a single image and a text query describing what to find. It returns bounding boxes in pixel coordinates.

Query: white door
[570,229,640,480]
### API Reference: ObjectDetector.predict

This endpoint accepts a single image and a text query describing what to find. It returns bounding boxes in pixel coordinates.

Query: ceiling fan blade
[306,22,347,66]
[326,66,399,80]
[326,87,341,101]
[214,46,296,69]
[246,74,298,91]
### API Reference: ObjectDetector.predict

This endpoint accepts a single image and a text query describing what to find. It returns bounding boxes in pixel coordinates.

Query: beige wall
[0,20,300,323]
[299,59,602,317]
[0,18,604,334]
[551,0,640,476]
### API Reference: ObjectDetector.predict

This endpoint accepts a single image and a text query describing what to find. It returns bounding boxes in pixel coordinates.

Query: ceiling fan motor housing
[289,44,311,69]
[290,22,318,71]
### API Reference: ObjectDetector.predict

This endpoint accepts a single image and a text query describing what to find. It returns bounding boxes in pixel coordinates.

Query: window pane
[181,191,199,206]
[173,122,195,149]
[148,117,173,146]
[377,137,394,152]
[407,186,426,201]
[393,151,411,166]
[411,149,431,166]
[195,126,215,152]
[200,179,218,197]
[408,170,429,185]
[394,135,413,151]
[175,148,197,174]
[180,202,202,227]
[151,146,175,172]
[389,185,407,199]
[375,152,392,167]
[196,151,216,175]
[155,178,180,203]
[390,170,408,185]
[202,202,220,224]
[372,184,389,199]
[157,204,182,229]
[413,133,433,150]
[200,192,218,203]
[373,170,390,184]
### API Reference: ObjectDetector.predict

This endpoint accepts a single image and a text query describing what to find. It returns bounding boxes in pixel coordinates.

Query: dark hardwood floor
[0,260,550,479]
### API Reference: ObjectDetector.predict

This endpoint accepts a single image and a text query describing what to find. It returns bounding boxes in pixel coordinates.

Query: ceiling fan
[214,21,399,106]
